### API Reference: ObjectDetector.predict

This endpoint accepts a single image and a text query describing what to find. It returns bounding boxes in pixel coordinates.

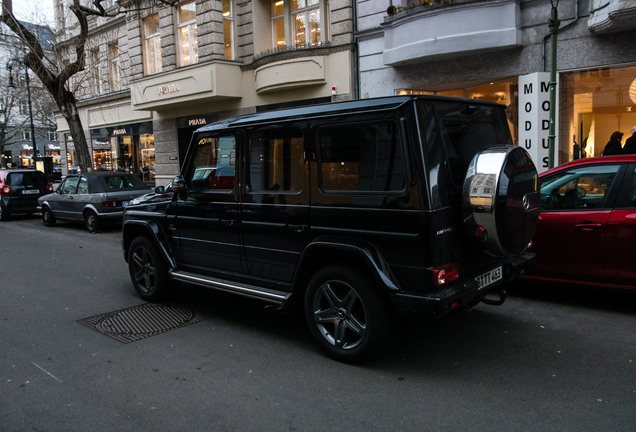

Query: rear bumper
[1,197,39,214]
[390,252,535,319]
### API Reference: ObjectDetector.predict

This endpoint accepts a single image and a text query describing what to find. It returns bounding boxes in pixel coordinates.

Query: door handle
[575,222,602,231]
[286,224,309,233]
[218,219,236,227]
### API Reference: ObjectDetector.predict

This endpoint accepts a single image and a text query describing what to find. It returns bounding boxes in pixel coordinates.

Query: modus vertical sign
[519,73,556,173]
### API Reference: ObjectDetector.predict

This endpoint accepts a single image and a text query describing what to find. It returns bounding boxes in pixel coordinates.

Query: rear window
[6,172,47,187]
[101,174,148,190]
[437,102,512,187]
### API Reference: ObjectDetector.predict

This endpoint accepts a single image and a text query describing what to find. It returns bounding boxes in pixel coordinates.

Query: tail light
[103,201,116,208]
[433,263,459,286]
[1,185,12,196]
[46,183,54,192]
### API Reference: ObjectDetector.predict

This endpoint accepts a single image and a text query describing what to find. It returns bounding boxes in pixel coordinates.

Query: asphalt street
[1,216,635,432]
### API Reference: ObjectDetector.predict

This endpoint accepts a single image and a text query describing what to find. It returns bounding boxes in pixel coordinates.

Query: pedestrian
[602,131,624,155]
[623,125,636,154]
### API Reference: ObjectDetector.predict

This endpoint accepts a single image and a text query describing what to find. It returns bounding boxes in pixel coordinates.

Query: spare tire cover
[462,146,540,257]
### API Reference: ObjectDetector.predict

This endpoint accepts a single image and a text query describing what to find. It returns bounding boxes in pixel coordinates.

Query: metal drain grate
[78,303,210,343]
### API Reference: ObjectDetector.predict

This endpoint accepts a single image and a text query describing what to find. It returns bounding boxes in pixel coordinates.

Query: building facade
[0,22,59,172]
[357,0,636,171]
[54,0,355,185]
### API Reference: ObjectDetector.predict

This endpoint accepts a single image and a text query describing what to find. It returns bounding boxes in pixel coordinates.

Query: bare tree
[0,0,178,172]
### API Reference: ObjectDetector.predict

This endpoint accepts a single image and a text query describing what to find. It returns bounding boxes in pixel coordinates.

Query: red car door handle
[575,223,602,231]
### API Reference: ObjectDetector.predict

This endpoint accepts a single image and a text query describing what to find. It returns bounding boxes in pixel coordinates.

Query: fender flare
[295,237,401,292]
[122,219,176,268]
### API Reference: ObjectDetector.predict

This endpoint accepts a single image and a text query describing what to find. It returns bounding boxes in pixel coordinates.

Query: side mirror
[172,175,186,192]
[154,185,165,194]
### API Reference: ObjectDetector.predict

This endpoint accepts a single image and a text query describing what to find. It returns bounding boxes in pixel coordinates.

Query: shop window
[144,13,162,74]
[248,129,304,192]
[561,66,636,161]
[318,122,405,193]
[223,0,234,60]
[109,41,120,91]
[178,1,198,66]
[139,134,156,182]
[271,0,325,50]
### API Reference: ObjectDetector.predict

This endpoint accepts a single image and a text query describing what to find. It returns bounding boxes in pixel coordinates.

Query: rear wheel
[84,210,101,233]
[304,265,393,363]
[42,206,56,227]
[128,236,172,301]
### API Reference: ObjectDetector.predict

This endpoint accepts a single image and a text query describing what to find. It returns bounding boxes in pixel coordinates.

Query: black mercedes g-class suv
[123,96,539,362]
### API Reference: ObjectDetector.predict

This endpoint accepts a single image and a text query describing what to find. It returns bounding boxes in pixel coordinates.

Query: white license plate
[476,266,503,290]
[22,189,40,195]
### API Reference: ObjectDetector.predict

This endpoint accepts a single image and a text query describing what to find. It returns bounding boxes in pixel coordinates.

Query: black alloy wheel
[42,206,56,227]
[128,236,171,301]
[304,265,393,363]
[84,209,101,233]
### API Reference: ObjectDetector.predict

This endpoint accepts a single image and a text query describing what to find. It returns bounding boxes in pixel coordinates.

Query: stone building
[53,0,355,185]
[357,0,636,171]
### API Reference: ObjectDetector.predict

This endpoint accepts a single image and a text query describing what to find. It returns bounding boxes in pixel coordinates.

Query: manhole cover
[78,303,210,343]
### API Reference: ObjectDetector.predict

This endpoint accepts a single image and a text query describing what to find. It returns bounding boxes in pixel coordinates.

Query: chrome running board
[170,270,290,305]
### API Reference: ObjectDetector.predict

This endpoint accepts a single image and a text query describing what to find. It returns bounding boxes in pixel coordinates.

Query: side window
[318,122,405,193]
[248,128,304,192]
[540,164,620,211]
[615,165,636,208]
[61,177,80,195]
[188,135,236,191]
[77,177,89,194]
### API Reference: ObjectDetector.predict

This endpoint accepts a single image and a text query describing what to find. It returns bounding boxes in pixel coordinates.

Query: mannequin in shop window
[602,131,623,156]
[623,126,636,155]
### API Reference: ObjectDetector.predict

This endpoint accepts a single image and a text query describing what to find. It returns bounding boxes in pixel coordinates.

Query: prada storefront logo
[158,83,180,95]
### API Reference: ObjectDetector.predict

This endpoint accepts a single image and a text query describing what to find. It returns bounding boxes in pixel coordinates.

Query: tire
[42,206,57,227]
[128,236,172,301]
[304,265,393,363]
[462,146,540,257]
[84,209,101,233]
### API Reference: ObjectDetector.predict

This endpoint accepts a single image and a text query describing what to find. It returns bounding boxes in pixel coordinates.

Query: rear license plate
[22,189,40,195]
[476,266,503,290]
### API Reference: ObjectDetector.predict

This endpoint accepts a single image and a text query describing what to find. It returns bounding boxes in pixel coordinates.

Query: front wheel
[128,236,172,301]
[304,265,393,363]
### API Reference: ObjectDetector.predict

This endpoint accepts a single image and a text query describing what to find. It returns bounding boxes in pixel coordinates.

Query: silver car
[38,172,151,232]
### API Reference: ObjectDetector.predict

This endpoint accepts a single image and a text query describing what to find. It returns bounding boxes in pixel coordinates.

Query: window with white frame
[108,41,120,91]
[48,131,57,141]
[271,0,325,50]
[144,13,162,74]
[177,1,198,66]
[91,48,103,94]
[19,99,29,115]
[22,130,31,141]
[223,0,234,60]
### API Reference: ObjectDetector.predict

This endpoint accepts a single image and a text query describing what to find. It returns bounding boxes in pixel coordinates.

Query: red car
[524,154,636,290]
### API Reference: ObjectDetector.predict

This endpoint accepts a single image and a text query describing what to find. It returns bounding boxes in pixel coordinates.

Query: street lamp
[547,0,560,169]
[6,58,37,168]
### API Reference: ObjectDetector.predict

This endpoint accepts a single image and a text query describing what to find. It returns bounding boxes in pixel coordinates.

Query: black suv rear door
[241,125,310,286]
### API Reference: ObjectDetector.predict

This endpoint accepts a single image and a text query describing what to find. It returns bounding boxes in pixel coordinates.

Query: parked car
[123,96,540,362]
[0,169,53,221]
[38,171,151,232]
[523,154,636,290]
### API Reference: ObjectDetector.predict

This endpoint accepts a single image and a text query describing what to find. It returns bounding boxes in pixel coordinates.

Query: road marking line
[31,362,63,383]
